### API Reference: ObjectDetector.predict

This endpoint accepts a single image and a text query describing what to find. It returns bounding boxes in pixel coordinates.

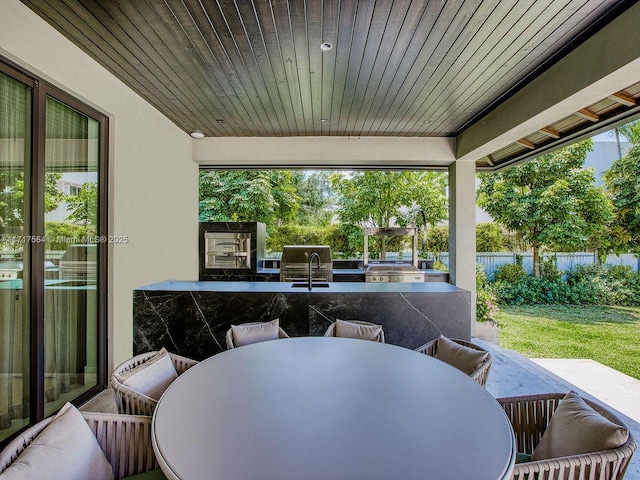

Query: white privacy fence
[436,252,639,278]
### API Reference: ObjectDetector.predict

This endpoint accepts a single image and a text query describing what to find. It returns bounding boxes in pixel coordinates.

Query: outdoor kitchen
[196,222,449,283]
[133,222,468,360]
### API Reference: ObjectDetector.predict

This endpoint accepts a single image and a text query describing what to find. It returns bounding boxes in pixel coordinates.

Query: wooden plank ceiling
[20,0,636,168]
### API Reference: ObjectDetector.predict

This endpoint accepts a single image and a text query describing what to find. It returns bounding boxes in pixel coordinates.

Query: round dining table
[152,337,515,480]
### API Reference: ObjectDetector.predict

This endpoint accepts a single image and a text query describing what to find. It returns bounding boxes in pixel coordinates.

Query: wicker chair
[414,338,492,387]
[111,350,198,416]
[323,320,385,343]
[497,393,637,480]
[225,322,290,349]
[0,411,161,479]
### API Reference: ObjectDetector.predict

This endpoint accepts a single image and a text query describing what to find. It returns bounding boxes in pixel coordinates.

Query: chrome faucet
[308,252,321,291]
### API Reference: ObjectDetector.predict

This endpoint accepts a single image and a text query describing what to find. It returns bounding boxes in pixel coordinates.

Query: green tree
[424,225,449,254]
[66,182,98,227]
[293,171,335,225]
[476,223,506,252]
[330,171,447,258]
[0,172,64,227]
[603,144,640,252]
[609,120,640,159]
[199,170,301,224]
[400,172,448,250]
[477,140,613,276]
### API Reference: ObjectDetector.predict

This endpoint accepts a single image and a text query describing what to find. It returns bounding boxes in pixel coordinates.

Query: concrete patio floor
[82,339,640,479]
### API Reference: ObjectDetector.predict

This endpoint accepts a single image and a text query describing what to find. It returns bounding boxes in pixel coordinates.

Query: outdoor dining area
[2,1,640,479]
[1,319,636,480]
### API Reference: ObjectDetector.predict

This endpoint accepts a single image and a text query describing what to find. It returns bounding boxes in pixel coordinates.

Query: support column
[448,161,476,334]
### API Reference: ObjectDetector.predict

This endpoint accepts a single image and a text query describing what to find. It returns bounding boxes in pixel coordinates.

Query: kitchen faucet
[308,252,321,290]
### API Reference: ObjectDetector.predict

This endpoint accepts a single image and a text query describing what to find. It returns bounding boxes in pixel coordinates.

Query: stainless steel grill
[363,227,424,283]
[365,263,425,283]
[0,261,21,280]
[279,245,333,282]
[59,244,97,281]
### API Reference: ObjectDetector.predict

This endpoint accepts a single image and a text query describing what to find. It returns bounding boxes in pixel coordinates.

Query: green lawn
[496,305,640,381]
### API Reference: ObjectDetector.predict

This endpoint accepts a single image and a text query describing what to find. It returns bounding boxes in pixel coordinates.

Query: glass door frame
[0,58,108,446]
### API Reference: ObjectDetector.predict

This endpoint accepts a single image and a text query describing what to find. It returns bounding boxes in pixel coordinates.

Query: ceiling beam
[575,108,600,121]
[516,138,535,149]
[455,2,640,163]
[193,136,456,168]
[608,91,637,107]
[540,127,561,139]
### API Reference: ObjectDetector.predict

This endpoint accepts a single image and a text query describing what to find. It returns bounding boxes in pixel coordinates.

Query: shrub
[424,225,449,253]
[493,262,640,306]
[424,222,507,253]
[267,224,335,253]
[539,256,562,282]
[476,264,499,322]
[494,263,527,284]
[45,222,95,250]
[433,259,448,272]
[494,276,567,305]
[606,265,635,282]
[476,223,506,252]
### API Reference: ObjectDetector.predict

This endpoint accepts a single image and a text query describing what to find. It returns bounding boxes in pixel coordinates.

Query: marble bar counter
[133,280,471,360]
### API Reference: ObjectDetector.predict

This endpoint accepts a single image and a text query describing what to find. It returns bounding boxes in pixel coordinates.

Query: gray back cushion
[231,318,280,347]
[335,319,382,341]
[434,335,488,375]
[531,391,629,460]
[0,402,113,480]
[116,347,178,400]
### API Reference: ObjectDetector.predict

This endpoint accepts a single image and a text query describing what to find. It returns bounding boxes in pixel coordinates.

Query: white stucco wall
[0,0,199,368]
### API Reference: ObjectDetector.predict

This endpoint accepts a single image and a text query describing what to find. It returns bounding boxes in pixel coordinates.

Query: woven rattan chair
[497,392,637,480]
[111,350,198,416]
[225,322,290,349]
[414,337,492,387]
[323,320,385,343]
[0,411,161,479]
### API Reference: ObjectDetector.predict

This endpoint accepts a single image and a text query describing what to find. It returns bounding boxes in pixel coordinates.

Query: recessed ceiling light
[190,130,205,139]
[320,42,333,51]
[216,119,225,123]
[320,118,328,123]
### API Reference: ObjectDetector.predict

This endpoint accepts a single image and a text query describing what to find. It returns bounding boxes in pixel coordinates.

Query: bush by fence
[461,252,640,310]
[492,264,640,306]
[436,252,639,278]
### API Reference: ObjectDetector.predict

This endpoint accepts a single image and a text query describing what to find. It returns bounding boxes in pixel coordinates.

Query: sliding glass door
[0,61,107,445]
[0,69,32,440]
[43,97,100,416]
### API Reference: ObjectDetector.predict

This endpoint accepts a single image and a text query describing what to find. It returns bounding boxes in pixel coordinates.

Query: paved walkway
[531,358,640,423]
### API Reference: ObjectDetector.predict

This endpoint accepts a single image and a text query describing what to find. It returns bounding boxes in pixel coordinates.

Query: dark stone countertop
[136,279,465,293]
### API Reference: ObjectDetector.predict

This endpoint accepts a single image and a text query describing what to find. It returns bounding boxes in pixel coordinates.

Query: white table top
[152,337,515,480]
